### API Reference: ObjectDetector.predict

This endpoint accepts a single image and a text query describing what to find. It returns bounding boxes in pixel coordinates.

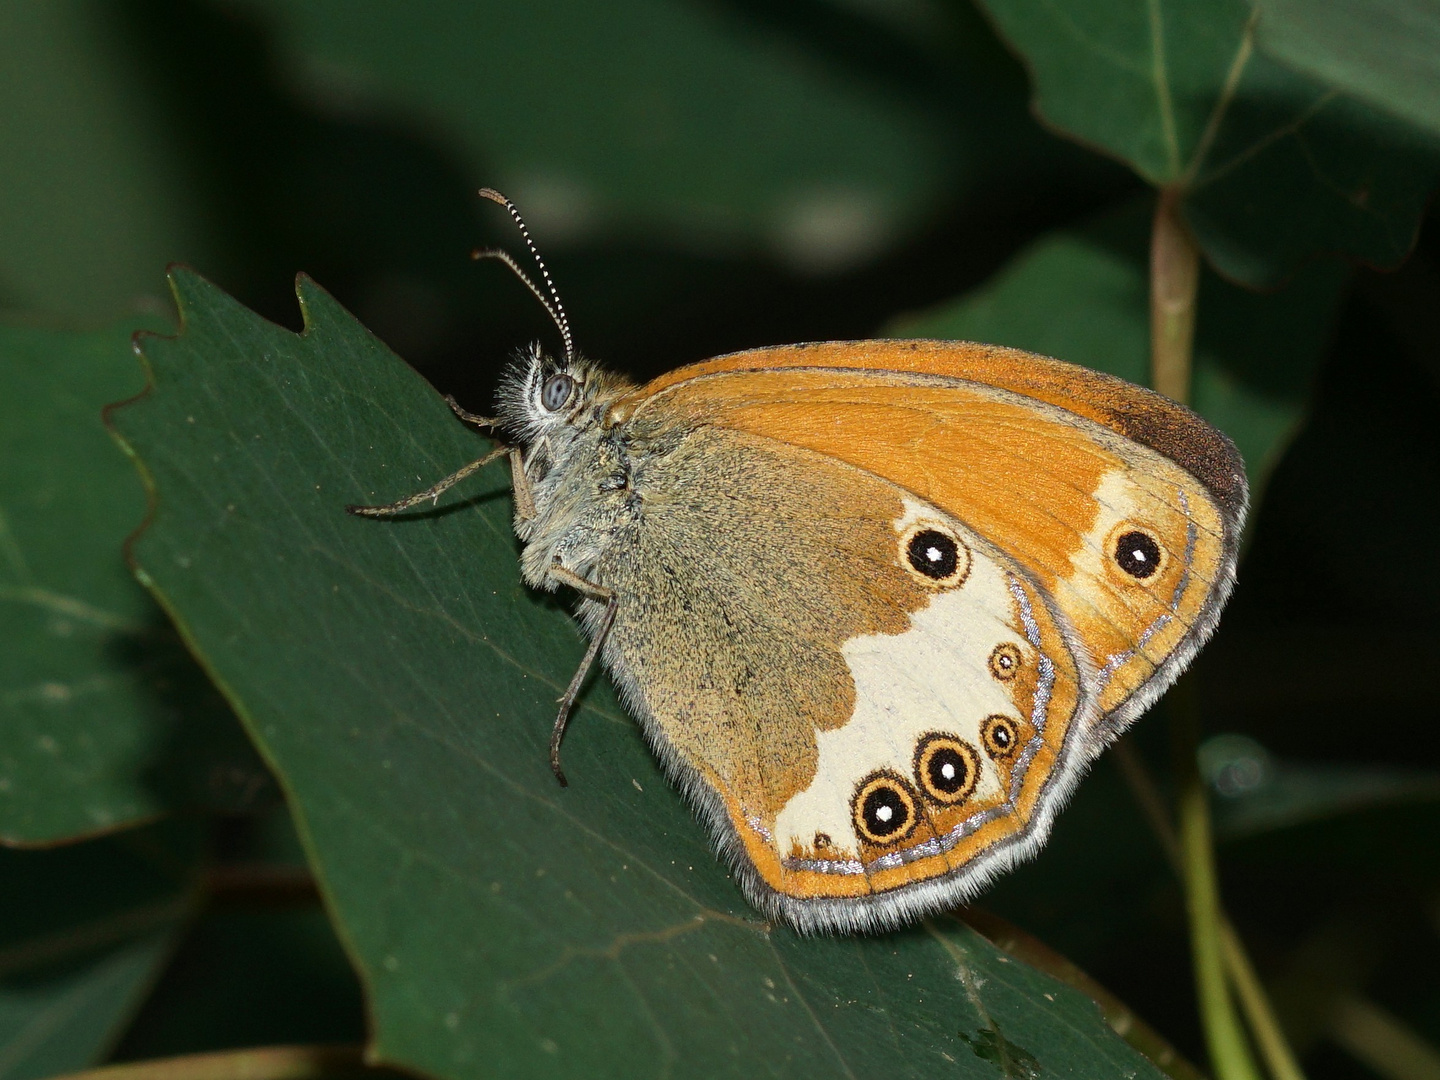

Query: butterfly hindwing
[589,420,1088,930]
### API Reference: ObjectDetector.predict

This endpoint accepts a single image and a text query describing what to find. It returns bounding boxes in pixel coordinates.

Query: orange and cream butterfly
[349,191,1247,934]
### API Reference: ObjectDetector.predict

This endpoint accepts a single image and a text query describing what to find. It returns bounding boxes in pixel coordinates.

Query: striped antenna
[477,188,575,363]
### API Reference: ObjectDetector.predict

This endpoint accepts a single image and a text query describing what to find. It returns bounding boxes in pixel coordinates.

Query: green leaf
[887,199,1348,499]
[108,269,1171,1080]
[1199,733,1440,839]
[973,0,1440,285]
[0,822,199,1080]
[0,5,214,319]
[0,320,265,844]
[220,0,1058,270]
[1255,0,1440,140]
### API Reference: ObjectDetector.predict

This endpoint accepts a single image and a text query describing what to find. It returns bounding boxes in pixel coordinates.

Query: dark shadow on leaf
[102,604,277,821]
[959,1026,1042,1079]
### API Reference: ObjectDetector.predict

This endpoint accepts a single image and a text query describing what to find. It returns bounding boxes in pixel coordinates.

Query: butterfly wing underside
[600,340,1245,930]
[619,340,1247,728]
[592,422,1087,930]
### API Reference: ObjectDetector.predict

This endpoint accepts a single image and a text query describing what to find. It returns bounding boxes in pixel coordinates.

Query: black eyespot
[1114,529,1163,579]
[540,372,576,412]
[908,529,955,577]
[852,773,919,845]
[913,734,980,805]
[988,642,1022,682]
[981,715,1020,760]
[902,526,971,587]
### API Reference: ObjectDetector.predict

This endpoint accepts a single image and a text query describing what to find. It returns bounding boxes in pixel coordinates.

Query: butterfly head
[494,341,634,450]
[476,188,638,454]
[493,342,638,589]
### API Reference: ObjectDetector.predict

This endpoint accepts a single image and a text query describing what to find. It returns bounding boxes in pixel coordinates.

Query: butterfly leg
[508,448,536,521]
[545,561,617,788]
[345,443,510,518]
[439,396,538,519]
[443,394,496,429]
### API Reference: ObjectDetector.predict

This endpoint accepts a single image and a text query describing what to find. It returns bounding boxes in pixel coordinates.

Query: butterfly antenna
[477,188,575,364]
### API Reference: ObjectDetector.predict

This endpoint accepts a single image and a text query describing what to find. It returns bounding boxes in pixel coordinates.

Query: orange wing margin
[626,341,1246,521]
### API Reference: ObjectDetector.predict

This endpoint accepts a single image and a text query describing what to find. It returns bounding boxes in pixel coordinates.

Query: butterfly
[349,190,1247,934]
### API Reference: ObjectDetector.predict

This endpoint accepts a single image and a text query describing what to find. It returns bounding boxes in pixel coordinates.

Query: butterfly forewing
[620,341,1244,732]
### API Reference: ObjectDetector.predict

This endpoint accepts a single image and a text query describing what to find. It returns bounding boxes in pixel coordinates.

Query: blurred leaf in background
[2,0,1131,385]
[0,5,215,319]
[219,0,1068,268]
[976,0,1440,285]
[1255,0,1440,140]
[0,321,266,845]
[0,822,200,1080]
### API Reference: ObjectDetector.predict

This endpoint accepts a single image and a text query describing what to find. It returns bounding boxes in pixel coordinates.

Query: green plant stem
[1170,681,1265,1080]
[1150,185,1200,403]
[1220,923,1308,1080]
[1331,995,1440,1080]
[1148,194,1263,1080]
[47,1045,388,1080]
[1113,741,1308,1080]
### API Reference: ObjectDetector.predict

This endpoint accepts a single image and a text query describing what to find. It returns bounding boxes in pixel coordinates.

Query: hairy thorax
[515,412,646,592]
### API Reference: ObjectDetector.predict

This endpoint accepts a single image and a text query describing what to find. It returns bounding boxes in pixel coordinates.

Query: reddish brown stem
[1150,186,1201,406]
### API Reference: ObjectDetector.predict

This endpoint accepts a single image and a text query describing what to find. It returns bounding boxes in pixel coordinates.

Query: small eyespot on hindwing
[980,715,1020,760]
[988,642,1022,682]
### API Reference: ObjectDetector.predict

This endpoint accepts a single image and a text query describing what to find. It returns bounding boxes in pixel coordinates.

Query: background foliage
[2,2,1439,1079]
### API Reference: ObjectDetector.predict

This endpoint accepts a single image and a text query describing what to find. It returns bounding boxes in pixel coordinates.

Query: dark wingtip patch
[973,349,1248,529]
[1105,388,1248,526]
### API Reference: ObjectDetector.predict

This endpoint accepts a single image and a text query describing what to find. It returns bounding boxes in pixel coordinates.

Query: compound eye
[540,372,576,412]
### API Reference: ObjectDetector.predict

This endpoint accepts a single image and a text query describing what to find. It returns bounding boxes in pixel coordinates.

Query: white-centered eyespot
[899,522,971,589]
[1110,525,1166,580]
[851,772,920,846]
[913,733,980,806]
[988,642,1022,682]
[980,715,1020,760]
